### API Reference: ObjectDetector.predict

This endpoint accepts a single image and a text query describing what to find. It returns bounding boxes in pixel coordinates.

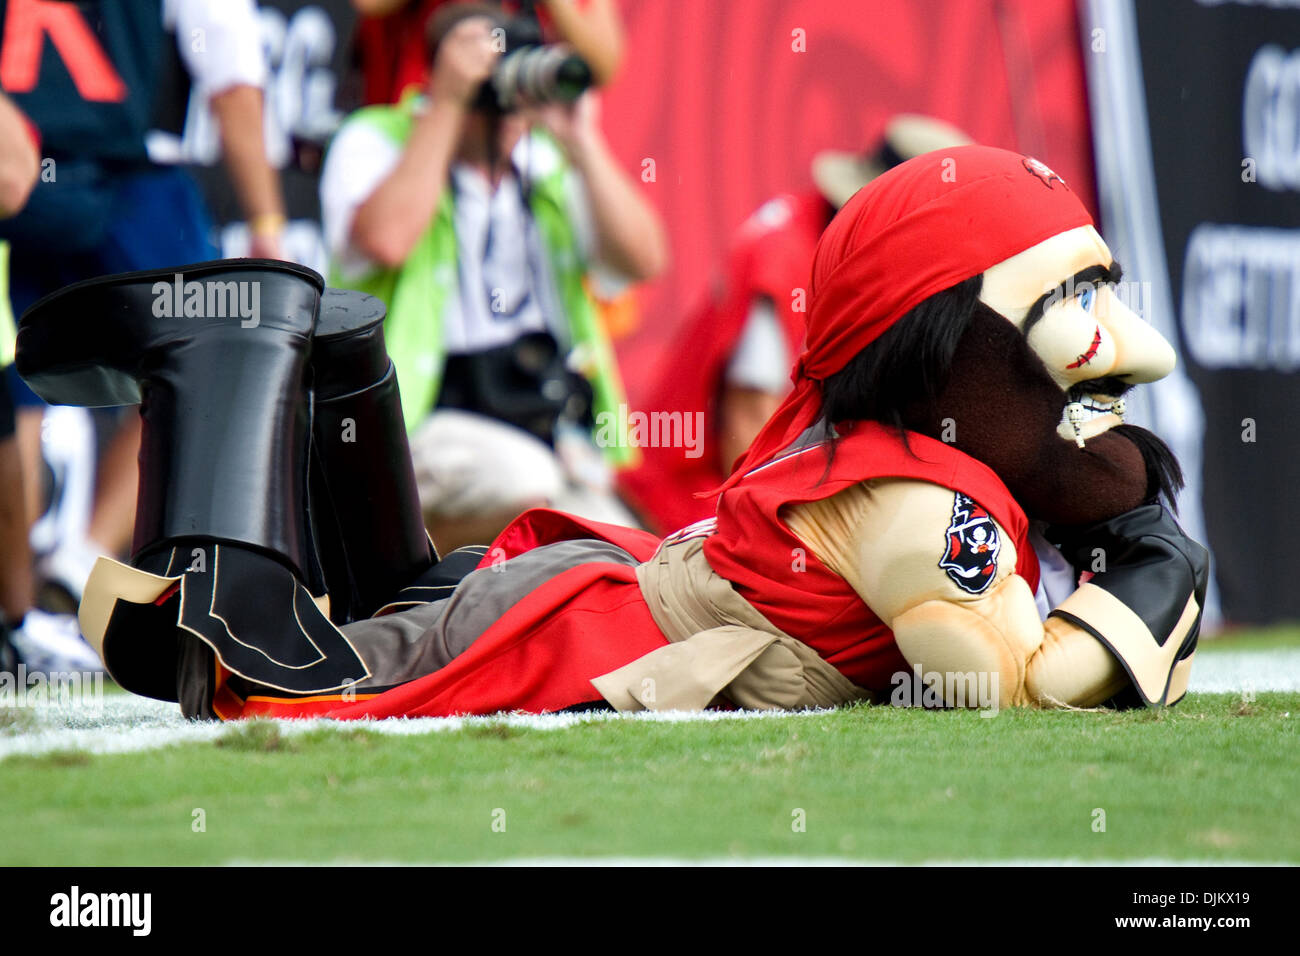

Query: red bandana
[706,145,1095,497]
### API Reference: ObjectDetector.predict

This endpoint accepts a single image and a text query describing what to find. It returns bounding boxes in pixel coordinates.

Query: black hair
[1112,422,1185,511]
[818,273,983,435]
[426,2,505,62]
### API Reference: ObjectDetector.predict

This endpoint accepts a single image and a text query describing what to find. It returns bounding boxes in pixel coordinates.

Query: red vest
[702,421,1041,692]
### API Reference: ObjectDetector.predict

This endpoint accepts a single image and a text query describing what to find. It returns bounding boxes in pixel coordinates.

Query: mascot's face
[915,224,1181,527]
[979,224,1175,447]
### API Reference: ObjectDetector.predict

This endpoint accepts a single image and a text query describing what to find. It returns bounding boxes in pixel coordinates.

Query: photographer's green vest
[328,95,632,465]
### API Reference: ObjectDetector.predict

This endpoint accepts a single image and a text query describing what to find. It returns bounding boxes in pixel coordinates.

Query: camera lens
[490,46,594,111]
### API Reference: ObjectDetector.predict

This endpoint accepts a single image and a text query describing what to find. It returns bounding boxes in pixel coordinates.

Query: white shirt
[146,0,269,166]
[725,297,792,393]
[164,0,267,100]
[441,163,558,353]
[320,120,600,353]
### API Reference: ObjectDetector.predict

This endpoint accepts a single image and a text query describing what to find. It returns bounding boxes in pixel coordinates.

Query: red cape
[217,512,665,720]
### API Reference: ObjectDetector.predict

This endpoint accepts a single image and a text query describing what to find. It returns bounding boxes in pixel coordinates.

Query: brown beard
[900,303,1152,526]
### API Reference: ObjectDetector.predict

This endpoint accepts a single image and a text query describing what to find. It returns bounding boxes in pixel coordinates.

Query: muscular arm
[784,479,1199,709]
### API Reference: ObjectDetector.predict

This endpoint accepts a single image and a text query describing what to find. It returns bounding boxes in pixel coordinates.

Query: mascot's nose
[1095,288,1176,386]
[1032,286,1177,392]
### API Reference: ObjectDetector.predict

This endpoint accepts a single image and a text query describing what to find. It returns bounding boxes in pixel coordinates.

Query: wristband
[249,213,286,237]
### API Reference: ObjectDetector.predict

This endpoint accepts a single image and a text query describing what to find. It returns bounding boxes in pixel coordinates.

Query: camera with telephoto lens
[473,15,594,113]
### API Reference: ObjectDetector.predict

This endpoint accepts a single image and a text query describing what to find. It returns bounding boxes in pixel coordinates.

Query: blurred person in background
[322,2,666,554]
[619,115,972,535]
[351,0,624,107]
[0,0,287,665]
[350,0,645,359]
[0,88,100,675]
[0,93,38,216]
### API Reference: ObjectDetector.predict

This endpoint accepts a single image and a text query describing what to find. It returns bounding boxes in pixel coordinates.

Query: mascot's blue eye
[1078,286,1094,312]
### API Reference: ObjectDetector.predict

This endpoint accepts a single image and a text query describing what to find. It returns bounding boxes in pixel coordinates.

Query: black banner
[1093,0,1300,626]
[6,865,1283,941]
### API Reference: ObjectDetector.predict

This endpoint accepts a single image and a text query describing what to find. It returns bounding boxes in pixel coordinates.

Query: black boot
[16,260,369,708]
[307,289,435,623]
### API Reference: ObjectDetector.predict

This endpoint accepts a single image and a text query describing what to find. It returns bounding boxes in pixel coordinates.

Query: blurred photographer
[322,2,666,553]
[352,0,626,107]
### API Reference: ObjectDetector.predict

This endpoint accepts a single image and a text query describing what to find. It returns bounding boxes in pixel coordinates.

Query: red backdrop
[599,0,1095,402]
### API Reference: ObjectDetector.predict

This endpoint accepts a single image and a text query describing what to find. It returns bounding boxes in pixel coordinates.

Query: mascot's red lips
[1065,326,1103,369]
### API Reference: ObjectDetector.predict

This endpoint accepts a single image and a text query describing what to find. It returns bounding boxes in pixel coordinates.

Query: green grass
[2,691,1296,865]
[1201,625,1300,653]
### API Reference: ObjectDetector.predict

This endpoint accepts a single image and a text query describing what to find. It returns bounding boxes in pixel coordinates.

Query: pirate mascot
[618,114,972,536]
[16,146,1207,719]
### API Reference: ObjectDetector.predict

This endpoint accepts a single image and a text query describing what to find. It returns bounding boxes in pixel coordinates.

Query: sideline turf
[1200,626,1300,654]
[3,691,1295,865]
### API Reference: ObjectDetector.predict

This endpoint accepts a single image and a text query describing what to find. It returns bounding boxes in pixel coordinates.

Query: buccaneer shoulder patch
[939,493,1001,594]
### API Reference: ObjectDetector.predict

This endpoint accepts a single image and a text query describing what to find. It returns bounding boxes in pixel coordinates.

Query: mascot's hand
[1045,503,1208,585]
[1044,504,1209,706]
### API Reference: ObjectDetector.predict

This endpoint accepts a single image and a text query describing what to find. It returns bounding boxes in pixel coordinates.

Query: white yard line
[1,650,1295,762]
[0,695,828,761]
[1188,649,1300,692]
